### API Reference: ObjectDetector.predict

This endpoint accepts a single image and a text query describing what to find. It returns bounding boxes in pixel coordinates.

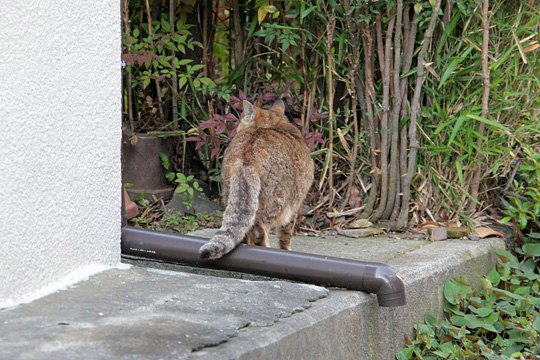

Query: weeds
[397,247,540,359]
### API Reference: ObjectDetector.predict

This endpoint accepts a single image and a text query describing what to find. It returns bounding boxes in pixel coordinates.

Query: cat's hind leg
[246,222,270,247]
[277,218,296,250]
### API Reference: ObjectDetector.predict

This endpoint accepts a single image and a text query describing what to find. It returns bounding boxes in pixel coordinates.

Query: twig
[326,207,365,218]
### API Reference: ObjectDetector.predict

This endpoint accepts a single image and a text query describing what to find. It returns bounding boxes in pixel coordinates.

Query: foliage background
[122,0,540,232]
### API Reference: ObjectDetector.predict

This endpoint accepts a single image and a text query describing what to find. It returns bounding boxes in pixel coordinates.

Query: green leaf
[465,114,510,133]
[171,33,187,44]
[161,18,171,33]
[456,159,464,186]
[486,269,500,286]
[522,243,540,257]
[533,317,540,332]
[166,172,175,183]
[160,152,170,170]
[439,58,461,88]
[447,115,467,146]
[475,307,493,318]
[199,77,215,87]
[142,77,151,89]
[258,4,279,24]
[179,76,187,89]
[491,247,516,263]
[176,173,186,183]
[178,59,193,66]
[444,279,471,305]
[493,288,524,300]
[480,277,492,290]
[191,64,205,72]
[450,315,467,326]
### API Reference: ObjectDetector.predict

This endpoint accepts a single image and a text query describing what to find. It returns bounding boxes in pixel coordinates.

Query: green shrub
[396,247,540,359]
[502,148,540,243]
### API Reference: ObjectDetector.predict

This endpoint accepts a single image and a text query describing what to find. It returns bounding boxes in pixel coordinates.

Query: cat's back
[224,125,311,172]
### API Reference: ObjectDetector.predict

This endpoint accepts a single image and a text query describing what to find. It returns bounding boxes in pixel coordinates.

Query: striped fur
[198,99,314,260]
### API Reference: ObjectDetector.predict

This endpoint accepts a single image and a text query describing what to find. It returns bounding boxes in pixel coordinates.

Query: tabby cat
[198,99,314,260]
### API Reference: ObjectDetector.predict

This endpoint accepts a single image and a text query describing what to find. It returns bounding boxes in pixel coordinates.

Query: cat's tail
[198,166,260,260]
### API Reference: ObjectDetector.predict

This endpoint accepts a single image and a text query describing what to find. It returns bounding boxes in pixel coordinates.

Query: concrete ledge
[186,232,503,359]
[0,231,504,360]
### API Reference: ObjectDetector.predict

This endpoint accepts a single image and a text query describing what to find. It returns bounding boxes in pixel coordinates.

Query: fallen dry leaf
[337,227,383,238]
[473,226,504,239]
[348,218,373,229]
[420,221,440,229]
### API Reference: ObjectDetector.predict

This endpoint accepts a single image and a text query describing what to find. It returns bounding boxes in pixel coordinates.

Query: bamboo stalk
[382,1,403,219]
[392,8,418,221]
[342,2,361,212]
[326,14,336,210]
[468,0,491,213]
[396,0,443,229]
[122,0,135,132]
[145,0,165,123]
[170,0,178,127]
[232,1,244,66]
[372,15,395,221]
[301,31,308,130]
[360,23,379,218]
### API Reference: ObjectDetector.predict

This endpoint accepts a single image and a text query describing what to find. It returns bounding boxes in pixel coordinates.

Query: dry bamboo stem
[393,8,418,221]
[372,16,395,221]
[396,0,443,229]
[326,14,336,210]
[360,24,379,218]
[122,0,135,132]
[169,0,178,126]
[145,0,165,123]
[343,6,361,212]
[232,1,244,66]
[383,0,404,220]
[468,0,491,213]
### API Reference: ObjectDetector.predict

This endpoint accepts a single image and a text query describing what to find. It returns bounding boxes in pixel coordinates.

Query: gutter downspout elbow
[366,265,406,307]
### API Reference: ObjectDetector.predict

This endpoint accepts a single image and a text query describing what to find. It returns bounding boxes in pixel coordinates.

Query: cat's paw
[198,232,236,260]
[198,243,216,260]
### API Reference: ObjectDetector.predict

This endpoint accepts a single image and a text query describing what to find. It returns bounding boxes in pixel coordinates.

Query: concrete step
[0,231,503,360]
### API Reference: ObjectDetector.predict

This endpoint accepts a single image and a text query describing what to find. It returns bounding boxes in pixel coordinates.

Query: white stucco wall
[0,1,121,308]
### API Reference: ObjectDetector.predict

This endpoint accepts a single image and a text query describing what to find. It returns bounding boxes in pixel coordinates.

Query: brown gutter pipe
[121,226,406,307]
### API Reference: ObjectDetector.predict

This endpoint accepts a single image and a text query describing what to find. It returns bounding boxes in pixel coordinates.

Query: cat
[198,99,314,260]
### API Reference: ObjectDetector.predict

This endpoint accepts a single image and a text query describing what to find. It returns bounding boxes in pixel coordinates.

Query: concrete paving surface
[0,230,504,360]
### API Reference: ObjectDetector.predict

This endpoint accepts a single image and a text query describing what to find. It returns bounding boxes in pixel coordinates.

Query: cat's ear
[242,100,255,124]
[270,99,285,114]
